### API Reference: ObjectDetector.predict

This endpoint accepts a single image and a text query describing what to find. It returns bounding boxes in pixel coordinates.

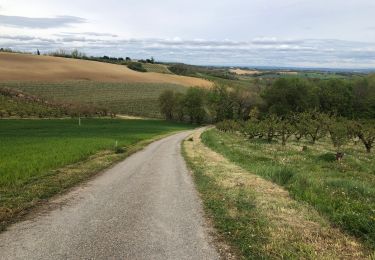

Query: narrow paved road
[0,131,219,259]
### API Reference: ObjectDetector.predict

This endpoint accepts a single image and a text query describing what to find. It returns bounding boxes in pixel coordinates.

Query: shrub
[127,62,146,72]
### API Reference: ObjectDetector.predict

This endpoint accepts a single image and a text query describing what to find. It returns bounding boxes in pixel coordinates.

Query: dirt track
[0,52,212,87]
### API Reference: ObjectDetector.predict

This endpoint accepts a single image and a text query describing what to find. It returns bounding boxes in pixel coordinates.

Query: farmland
[201,128,375,249]
[142,63,172,74]
[1,81,188,118]
[0,52,212,88]
[0,119,193,227]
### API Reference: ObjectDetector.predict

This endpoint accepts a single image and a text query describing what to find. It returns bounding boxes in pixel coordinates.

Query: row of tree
[216,111,374,157]
[158,85,257,124]
[262,77,375,119]
[159,76,375,125]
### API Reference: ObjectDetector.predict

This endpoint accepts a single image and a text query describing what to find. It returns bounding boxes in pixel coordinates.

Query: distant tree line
[159,76,375,157]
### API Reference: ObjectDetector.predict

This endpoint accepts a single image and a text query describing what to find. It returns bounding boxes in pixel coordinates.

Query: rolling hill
[0,52,211,88]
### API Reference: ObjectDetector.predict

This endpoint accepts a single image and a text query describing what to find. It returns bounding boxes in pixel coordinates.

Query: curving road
[0,131,219,259]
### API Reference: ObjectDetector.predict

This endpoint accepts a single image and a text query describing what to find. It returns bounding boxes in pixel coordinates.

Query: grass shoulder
[183,128,372,259]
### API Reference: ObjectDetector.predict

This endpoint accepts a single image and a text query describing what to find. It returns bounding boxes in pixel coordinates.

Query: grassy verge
[201,128,375,251]
[183,128,371,259]
[0,119,193,229]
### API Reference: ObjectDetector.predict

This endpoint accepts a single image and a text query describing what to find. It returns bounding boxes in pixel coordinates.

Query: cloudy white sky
[0,0,375,69]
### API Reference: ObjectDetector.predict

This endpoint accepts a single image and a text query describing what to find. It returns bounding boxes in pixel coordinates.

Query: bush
[127,62,146,72]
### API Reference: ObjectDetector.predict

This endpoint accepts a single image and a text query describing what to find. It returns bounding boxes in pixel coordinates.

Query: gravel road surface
[0,131,219,260]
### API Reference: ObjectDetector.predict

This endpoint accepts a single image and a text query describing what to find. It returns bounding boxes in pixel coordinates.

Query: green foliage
[262,78,319,115]
[184,88,206,124]
[328,118,350,156]
[127,62,147,72]
[262,76,375,119]
[319,79,353,117]
[158,90,175,120]
[216,120,241,133]
[301,111,330,144]
[241,120,261,139]
[350,119,375,153]
[169,63,237,80]
[277,117,296,145]
[259,114,280,142]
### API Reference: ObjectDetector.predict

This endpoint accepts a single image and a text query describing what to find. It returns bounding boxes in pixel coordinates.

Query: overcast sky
[0,0,374,68]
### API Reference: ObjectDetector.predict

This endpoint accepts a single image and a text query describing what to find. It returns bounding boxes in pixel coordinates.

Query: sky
[0,0,374,69]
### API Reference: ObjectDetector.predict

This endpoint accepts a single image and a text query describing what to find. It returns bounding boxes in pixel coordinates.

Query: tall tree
[158,90,175,120]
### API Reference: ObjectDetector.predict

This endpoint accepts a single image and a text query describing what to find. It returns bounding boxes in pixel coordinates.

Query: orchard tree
[278,118,296,146]
[304,111,330,144]
[328,119,350,160]
[242,120,261,139]
[259,114,280,143]
[350,120,375,153]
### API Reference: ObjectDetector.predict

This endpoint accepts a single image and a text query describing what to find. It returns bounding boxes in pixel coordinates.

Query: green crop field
[0,119,193,227]
[202,128,375,249]
[0,81,188,118]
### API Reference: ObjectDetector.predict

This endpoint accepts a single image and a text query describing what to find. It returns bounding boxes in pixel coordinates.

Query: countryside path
[0,131,219,260]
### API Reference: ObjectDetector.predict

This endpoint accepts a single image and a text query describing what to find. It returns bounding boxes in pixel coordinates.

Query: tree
[208,85,234,122]
[242,120,261,139]
[259,114,280,143]
[318,79,353,117]
[184,88,206,124]
[158,90,175,120]
[303,111,330,144]
[174,92,185,121]
[277,118,296,146]
[328,118,350,160]
[350,120,375,153]
[262,78,319,116]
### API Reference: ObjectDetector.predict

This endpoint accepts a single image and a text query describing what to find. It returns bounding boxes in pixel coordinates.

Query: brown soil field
[0,52,212,88]
[230,68,298,76]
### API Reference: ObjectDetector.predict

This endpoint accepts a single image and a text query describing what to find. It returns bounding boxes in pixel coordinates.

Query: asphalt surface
[0,131,219,260]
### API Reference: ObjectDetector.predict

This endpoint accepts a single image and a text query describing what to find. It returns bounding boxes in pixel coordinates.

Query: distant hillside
[0,52,212,88]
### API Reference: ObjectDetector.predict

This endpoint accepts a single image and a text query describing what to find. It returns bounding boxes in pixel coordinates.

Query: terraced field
[0,81,187,118]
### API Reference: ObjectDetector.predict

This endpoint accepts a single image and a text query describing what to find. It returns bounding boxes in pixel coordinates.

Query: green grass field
[0,119,193,227]
[202,129,375,249]
[0,81,187,118]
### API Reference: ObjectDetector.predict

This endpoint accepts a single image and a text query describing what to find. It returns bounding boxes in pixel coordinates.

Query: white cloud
[0,0,374,68]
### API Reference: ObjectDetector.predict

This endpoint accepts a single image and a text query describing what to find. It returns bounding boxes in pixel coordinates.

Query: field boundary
[0,129,191,232]
[182,128,370,259]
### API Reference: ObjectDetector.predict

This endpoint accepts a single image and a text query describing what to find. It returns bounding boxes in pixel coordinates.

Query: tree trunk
[336,152,344,161]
